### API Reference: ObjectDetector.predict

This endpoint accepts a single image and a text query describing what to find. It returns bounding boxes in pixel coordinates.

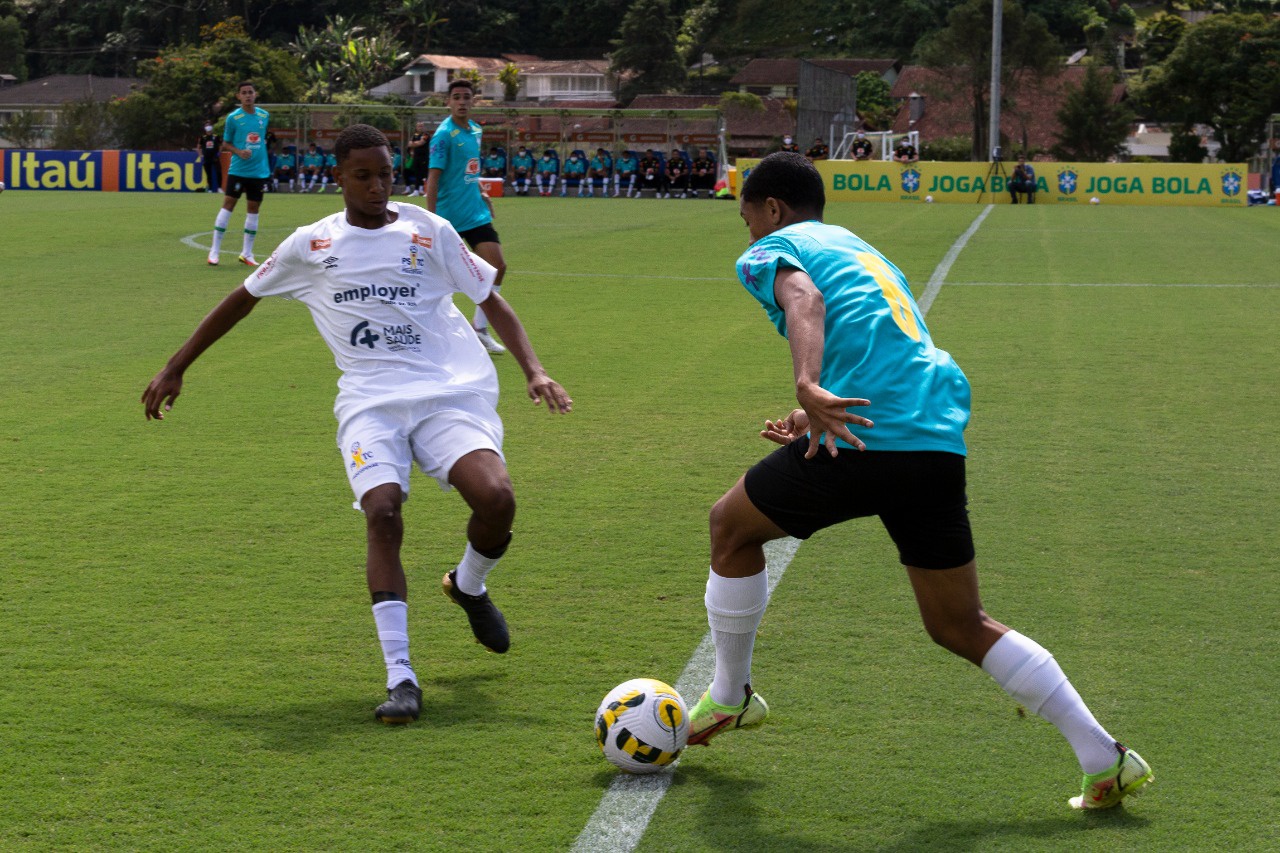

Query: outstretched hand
[527,373,573,414]
[761,409,809,446]
[141,369,183,420]
[769,385,873,457]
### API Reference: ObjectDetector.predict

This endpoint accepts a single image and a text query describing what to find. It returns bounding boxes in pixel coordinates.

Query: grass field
[0,188,1277,851]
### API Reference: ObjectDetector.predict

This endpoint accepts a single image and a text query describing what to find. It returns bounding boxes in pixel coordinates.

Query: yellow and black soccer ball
[595,678,689,774]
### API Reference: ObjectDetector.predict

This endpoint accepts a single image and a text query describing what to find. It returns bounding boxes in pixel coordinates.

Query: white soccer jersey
[243,202,498,421]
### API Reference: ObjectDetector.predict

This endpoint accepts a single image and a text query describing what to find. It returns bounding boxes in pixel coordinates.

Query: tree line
[1,0,1277,162]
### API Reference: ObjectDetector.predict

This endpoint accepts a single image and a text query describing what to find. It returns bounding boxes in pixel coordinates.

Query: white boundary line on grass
[569,204,996,853]
[181,230,1275,290]
[917,204,994,315]
[182,231,213,251]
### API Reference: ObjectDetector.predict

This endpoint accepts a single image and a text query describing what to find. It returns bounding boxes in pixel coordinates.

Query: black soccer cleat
[375,680,422,725]
[442,570,510,654]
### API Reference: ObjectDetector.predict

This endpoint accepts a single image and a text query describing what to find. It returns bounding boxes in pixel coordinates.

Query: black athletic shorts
[743,438,975,570]
[225,176,267,202]
[458,223,500,249]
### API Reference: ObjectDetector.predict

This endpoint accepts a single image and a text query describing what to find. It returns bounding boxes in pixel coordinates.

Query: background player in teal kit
[208,81,270,267]
[686,152,1153,813]
[426,79,507,355]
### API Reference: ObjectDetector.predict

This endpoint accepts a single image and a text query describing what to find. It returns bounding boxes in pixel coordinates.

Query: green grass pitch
[0,188,1277,850]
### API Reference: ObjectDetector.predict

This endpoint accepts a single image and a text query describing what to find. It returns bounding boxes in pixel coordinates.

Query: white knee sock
[705,569,769,706]
[982,630,1118,773]
[454,542,501,596]
[473,285,499,330]
[211,208,231,253]
[372,600,416,689]
[242,213,258,257]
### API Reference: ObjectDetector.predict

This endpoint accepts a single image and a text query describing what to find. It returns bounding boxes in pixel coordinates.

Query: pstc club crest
[900,169,920,194]
[1057,169,1078,195]
[1221,170,1242,197]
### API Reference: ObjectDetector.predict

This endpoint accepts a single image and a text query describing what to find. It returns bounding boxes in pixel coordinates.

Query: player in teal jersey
[534,149,558,196]
[613,150,638,197]
[322,150,338,192]
[426,79,508,355]
[510,145,534,196]
[686,152,1153,813]
[209,81,270,267]
[300,143,325,192]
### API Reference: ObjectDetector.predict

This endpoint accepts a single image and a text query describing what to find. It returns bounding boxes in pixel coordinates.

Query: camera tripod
[979,156,1008,204]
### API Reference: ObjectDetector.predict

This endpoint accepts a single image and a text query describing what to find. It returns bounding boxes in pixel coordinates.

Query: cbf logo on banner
[733,159,1250,207]
[0,149,211,191]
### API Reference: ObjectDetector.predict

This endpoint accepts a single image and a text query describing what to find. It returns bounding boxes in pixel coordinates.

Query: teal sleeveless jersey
[428,116,491,232]
[223,107,270,179]
[736,220,970,454]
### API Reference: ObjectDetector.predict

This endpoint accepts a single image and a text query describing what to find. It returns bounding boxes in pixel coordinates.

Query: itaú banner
[0,149,212,192]
[735,159,1248,207]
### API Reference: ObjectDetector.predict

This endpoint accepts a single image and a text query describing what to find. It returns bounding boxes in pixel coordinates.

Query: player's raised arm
[141,285,260,420]
[478,291,573,414]
[773,267,871,456]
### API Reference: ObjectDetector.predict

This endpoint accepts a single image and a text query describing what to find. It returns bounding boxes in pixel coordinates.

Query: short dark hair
[448,78,474,94]
[237,80,255,91]
[740,151,825,215]
[334,123,391,165]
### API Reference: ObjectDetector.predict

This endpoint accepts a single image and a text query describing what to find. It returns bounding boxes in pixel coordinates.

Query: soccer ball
[0,181,5,192]
[1090,196,1100,204]
[595,678,689,774]
[924,195,934,203]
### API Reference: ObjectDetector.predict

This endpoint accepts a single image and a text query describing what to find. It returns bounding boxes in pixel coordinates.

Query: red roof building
[889,64,1125,155]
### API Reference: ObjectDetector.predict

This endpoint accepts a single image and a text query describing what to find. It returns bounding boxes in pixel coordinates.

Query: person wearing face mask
[561,150,587,197]
[511,146,534,196]
[779,134,799,154]
[535,149,558,197]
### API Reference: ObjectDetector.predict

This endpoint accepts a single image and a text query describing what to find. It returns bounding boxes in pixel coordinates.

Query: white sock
[473,286,499,330]
[211,208,231,254]
[454,542,501,596]
[372,600,417,689]
[705,569,769,707]
[242,213,258,258]
[982,630,1117,773]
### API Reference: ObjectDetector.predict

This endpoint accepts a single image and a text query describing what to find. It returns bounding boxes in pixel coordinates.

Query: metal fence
[796,61,857,156]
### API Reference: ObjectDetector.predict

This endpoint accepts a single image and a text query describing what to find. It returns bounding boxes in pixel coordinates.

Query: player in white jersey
[143,124,574,725]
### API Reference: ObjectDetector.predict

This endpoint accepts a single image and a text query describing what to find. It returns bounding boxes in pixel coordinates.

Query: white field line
[570,537,801,853]
[182,230,1271,289]
[917,204,993,315]
[182,231,213,251]
[569,206,991,853]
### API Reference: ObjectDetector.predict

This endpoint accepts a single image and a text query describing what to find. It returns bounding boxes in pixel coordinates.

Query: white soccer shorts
[337,392,505,509]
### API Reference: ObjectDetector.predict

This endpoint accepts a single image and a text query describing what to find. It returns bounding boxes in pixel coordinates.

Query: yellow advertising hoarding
[734,159,1248,207]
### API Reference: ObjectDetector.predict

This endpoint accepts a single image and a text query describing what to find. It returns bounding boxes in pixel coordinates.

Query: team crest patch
[401,243,425,276]
[900,168,920,194]
[247,133,260,144]
[1057,169,1078,195]
[466,158,481,175]
[349,441,380,477]
[1220,169,1242,197]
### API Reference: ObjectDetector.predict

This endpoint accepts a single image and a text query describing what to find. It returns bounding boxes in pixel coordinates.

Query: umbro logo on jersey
[322,256,340,270]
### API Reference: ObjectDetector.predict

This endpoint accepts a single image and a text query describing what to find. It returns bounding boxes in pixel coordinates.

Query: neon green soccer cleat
[687,685,769,746]
[1069,743,1153,810]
